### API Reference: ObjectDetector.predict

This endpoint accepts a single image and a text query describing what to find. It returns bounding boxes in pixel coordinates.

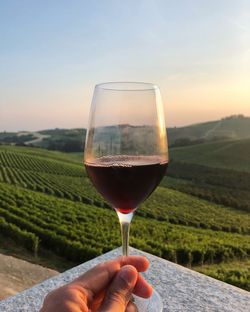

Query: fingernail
[127,301,139,312]
[119,265,137,283]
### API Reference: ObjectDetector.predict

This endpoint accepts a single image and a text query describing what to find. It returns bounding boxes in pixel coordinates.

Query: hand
[40,256,152,312]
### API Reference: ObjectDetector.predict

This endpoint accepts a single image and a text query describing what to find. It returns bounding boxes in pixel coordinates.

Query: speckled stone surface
[0,247,249,312]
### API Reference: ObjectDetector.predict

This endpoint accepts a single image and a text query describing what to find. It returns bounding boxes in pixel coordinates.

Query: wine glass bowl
[84,82,168,311]
[84,82,168,160]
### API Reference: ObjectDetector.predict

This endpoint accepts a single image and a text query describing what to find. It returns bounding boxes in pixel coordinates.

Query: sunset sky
[0,0,249,131]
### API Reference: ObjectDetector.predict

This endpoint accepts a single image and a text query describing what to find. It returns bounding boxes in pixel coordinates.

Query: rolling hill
[0,145,249,290]
[1,115,250,151]
[0,129,85,153]
[170,138,250,172]
[168,115,250,145]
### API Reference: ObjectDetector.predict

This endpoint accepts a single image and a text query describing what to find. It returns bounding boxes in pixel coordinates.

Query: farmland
[170,138,250,172]
[0,145,249,290]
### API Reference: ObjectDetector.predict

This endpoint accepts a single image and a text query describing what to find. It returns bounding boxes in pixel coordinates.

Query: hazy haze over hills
[0,115,250,148]
[168,114,250,145]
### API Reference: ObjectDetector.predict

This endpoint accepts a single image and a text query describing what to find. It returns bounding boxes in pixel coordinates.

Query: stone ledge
[0,248,249,312]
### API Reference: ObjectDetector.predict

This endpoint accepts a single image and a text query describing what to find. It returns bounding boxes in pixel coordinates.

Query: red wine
[85,155,168,214]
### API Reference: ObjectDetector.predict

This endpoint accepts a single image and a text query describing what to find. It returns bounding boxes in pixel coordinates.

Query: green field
[0,145,249,290]
[1,146,249,234]
[168,115,250,145]
[170,138,250,172]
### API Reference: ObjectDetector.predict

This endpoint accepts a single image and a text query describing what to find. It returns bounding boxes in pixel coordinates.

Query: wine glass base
[132,289,163,312]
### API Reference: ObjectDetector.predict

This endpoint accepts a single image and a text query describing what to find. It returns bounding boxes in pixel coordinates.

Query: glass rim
[95,82,159,91]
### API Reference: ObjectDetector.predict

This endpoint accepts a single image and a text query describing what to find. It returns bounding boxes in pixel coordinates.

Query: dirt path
[204,120,221,138]
[0,254,58,301]
[17,131,50,145]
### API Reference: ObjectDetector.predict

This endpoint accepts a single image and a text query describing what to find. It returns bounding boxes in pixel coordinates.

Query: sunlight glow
[0,1,249,131]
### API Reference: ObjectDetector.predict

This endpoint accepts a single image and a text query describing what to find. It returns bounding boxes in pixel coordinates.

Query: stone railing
[0,248,249,312]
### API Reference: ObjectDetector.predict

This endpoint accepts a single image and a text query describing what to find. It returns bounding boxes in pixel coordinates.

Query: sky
[0,0,250,131]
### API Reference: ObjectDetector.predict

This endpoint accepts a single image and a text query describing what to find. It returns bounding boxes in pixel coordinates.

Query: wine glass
[84,82,168,311]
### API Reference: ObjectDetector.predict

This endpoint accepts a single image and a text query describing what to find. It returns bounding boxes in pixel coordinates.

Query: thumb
[98,265,138,312]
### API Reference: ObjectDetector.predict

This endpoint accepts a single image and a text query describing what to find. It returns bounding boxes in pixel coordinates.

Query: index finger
[117,256,150,272]
[71,256,149,301]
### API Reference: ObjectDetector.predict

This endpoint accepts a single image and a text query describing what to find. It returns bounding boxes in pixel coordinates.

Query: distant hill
[0,129,86,153]
[168,114,250,146]
[170,138,250,173]
[0,115,250,151]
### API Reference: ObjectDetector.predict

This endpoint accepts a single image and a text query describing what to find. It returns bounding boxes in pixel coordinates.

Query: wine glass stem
[117,211,137,306]
[120,221,131,256]
[116,211,134,256]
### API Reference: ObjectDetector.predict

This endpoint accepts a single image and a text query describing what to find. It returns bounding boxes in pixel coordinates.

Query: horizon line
[1,114,249,133]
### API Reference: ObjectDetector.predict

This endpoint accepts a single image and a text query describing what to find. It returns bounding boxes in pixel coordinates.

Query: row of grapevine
[0,165,107,208]
[161,175,250,213]
[2,147,250,234]
[164,160,250,213]
[0,216,39,255]
[0,146,80,164]
[0,182,249,266]
[195,260,250,291]
[141,187,250,234]
[0,150,83,177]
[0,161,249,234]
[1,145,249,291]
[168,160,250,192]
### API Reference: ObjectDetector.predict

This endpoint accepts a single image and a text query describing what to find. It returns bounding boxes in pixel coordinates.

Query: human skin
[40,256,152,312]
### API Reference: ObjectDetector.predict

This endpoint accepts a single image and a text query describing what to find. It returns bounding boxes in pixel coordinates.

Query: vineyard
[196,260,250,291]
[170,138,250,172]
[0,182,249,266]
[0,145,250,290]
[0,147,249,234]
